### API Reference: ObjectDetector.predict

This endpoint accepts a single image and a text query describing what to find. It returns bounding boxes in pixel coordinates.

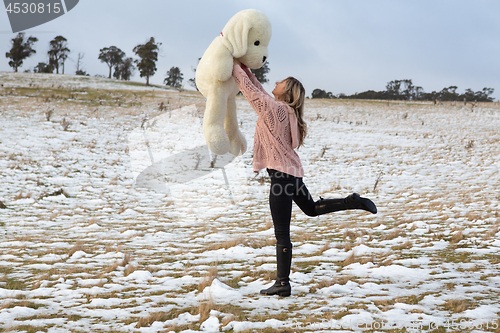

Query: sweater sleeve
[249,71,271,97]
[233,64,277,116]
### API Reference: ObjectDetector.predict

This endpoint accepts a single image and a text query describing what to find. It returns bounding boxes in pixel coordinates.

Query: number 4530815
[6,2,61,14]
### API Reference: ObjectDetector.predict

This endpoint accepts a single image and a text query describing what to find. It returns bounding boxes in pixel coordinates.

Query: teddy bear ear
[221,16,251,58]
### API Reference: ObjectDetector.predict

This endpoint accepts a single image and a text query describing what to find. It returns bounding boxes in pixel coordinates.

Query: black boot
[314,193,377,215]
[260,244,292,297]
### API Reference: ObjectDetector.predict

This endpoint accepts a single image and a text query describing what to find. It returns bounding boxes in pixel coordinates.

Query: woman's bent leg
[294,178,377,215]
[315,193,377,215]
[292,178,317,217]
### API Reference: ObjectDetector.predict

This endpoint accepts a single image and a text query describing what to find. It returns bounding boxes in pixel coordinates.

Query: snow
[344,262,432,282]
[0,73,499,332]
[0,72,173,91]
[200,279,242,304]
[200,316,220,332]
[125,270,154,282]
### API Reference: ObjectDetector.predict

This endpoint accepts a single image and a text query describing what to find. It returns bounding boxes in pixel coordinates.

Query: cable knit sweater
[232,64,304,178]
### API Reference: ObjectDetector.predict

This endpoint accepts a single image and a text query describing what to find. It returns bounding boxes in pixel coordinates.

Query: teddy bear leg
[225,95,247,156]
[203,96,230,155]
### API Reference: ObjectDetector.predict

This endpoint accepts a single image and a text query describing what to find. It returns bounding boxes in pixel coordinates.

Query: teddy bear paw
[207,140,230,156]
[229,133,247,156]
[204,124,231,155]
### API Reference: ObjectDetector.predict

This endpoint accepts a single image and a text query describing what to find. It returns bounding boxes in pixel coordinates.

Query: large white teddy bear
[196,9,272,156]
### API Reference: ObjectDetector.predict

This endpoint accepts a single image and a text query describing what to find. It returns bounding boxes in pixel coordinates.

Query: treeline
[5,33,178,87]
[5,32,270,89]
[313,79,495,102]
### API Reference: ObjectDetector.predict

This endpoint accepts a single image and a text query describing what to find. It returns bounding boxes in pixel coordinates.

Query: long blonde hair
[279,77,307,147]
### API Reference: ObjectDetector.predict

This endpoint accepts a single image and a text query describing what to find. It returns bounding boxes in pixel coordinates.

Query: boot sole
[260,288,291,297]
[259,291,291,297]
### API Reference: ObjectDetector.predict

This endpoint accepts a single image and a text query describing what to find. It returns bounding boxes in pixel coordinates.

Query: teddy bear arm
[210,47,234,82]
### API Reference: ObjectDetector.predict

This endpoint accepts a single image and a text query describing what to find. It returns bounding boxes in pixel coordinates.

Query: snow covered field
[1,72,499,332]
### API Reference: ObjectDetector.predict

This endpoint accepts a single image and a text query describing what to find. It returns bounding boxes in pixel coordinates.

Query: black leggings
[267,169,319,247]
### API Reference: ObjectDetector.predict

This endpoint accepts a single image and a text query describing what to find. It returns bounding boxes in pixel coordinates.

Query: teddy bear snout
[263,56,267,63]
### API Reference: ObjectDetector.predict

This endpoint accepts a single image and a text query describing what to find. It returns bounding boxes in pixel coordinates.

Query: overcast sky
[1,0,499,100]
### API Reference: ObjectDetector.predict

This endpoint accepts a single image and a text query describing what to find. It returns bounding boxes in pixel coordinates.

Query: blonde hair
[279,77,307,147]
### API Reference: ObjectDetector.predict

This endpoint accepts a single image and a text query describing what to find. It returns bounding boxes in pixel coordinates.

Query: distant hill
[0,72,176,92]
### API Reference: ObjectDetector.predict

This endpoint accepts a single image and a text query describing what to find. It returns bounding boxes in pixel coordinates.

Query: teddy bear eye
[254,41,260,46]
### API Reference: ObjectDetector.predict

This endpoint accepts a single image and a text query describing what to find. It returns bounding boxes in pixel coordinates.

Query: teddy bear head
[221,9,272,70]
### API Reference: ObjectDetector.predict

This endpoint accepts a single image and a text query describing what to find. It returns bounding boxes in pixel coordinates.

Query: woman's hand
[240,63,252,77]
[233,59,253,77]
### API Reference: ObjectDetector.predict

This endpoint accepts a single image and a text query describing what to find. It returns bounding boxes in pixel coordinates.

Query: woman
[232,62,377,297]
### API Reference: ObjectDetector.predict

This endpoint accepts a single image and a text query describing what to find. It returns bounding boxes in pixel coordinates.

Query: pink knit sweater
[232,64,304,178]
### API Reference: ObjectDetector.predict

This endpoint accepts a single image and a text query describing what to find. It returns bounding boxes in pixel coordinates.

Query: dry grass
[483,225,500,241]
[221,313,235,327]
[123,264,138,277]
[343,229,357,241]
[382,228,405,241]
[236,268,276,284]
[109,176,119,185]
[14,191,32,200]
[135,306,198,329]
[342,252,356,267]
[135,312,170,328]
[392,240,413,251]
[309,277,346,293]
[60,117,72,131]
[317,242,330,254]
[121,253,131,266]
[67,241,85,258]
[198,296,215,323]
[2,277,27,291]
[198,264,218,292]
[441,299,471,313]
[260,217,273,231]
[450,230,464,244]
[2,79,500,331]
[204,237,274,252]
[294,229,315,243]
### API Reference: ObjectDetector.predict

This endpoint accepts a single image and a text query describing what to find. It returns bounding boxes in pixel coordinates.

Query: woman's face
[272,79,287,99]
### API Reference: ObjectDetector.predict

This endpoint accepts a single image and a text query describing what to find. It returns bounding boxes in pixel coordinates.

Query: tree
[474,87,495,102]
[164,67,183,88]
[34,62,53,73]
[133,37,161,86]
[421,91,438,102]
[401,79,415,100]
[347,90,385,100]
[311,88,334,99]
[188,57,201,91]
[98,46,125,79]
[5,33,38,72]
[463,88,475,102]
[439,86,458,101]
[48,53,58,73]
[47,36,70,74]
[386,80,402,100]
[251,61,270,84]
[113,57,135,80]
[414,86,424,100]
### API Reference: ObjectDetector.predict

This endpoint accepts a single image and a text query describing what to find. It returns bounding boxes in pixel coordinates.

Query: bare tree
[75,52,86,75]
